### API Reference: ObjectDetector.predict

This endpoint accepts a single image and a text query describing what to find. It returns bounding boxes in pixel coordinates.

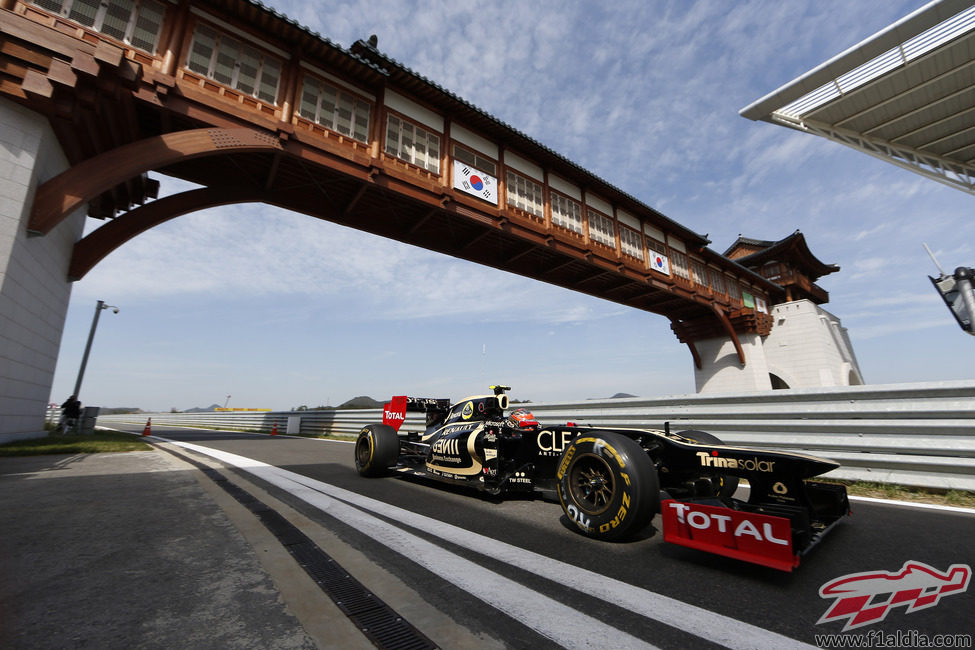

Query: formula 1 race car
[354,386,850,571]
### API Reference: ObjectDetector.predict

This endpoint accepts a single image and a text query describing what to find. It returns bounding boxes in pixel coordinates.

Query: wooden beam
[30,128,283,235]
[712,304,746,366]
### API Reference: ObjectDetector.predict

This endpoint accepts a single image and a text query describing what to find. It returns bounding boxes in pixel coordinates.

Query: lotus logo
[817,560,971,631]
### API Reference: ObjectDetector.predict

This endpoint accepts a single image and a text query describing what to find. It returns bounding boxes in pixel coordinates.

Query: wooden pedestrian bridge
[0,0,792,367]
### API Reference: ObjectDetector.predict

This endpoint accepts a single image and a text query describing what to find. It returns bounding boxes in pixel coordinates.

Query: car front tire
[557,431,659,541]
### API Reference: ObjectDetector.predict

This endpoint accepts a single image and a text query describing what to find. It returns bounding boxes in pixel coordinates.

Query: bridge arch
[69,184,269,280]
[30,128,283,236]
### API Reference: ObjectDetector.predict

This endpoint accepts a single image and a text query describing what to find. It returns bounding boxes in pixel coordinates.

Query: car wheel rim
[568,453,615,516]
[355,436,372,467]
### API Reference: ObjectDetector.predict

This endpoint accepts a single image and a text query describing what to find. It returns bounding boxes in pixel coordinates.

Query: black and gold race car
[354,385,849,571]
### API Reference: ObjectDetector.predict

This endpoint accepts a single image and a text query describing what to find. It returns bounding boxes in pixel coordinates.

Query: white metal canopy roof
[740,0,975,195]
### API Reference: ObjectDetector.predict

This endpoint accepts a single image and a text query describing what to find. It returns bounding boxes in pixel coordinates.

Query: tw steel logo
[818,561,971,631]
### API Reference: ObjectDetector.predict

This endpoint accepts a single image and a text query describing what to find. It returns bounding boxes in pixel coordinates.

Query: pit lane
[108,424,975,648]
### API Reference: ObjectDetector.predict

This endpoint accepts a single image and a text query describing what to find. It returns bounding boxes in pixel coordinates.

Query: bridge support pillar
[0,98,83,442]
[693,332,773,393]
[692,299,864,393]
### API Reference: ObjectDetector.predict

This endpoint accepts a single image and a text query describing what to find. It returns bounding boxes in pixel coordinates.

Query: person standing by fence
[60,395,82,434]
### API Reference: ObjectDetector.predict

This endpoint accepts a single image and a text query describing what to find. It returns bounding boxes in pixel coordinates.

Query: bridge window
[551,192,582,234]
[385,115,441,173]
[32,0,166,53]
[588,210,615,248]
[691,260,708,288]
[299,78,370,142]
[506,171,544,218]
[761,261,784,282]
[671,250,691,281]
[452,145,496,176]
[620,226,644,260]
[726,277,742,303]
[646,237,667,260]
[709,268,726,295]
[187,24,281,104]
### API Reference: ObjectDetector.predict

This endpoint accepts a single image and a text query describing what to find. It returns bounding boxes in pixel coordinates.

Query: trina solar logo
[817,560,971,631]
[695,451,775,472]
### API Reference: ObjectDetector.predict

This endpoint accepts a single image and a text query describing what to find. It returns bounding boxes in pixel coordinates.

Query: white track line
[848,495,975,515]
[165,438,816,650]
[168,439,654,649]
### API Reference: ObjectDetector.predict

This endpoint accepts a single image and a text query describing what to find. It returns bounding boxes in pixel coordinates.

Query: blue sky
[49,0,974,411]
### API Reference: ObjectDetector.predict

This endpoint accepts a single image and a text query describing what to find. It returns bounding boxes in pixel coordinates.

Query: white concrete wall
[0,98,83,442]
[764,300,863,389]
[694,299,863,393]
[693,332,773,393]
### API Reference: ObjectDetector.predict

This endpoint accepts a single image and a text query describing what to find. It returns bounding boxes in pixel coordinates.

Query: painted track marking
[165,438,816,650]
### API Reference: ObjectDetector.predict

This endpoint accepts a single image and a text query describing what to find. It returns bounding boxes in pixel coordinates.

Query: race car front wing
[661,480,850,572]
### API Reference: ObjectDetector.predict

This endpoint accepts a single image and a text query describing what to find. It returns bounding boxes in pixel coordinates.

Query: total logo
[696,451,775,472]
[384,409,405,422]
[666,502,788,545]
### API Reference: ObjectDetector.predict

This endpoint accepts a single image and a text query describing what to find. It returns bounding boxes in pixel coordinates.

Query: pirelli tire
[355,424,400,477]
[678,429,740,498]
[557,431,659,541]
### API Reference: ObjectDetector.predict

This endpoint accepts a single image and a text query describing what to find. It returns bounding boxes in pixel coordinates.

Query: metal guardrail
[92,380,975,492]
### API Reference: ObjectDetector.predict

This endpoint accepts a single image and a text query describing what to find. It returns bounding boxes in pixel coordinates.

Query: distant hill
[98,407,143,415]
[184,404,222,413]
[338,396,384,409]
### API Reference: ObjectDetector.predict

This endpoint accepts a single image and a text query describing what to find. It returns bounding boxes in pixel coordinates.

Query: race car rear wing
[382,396,450,431]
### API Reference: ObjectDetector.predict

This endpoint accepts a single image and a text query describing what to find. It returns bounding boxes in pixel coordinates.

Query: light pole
[73,300,119,399]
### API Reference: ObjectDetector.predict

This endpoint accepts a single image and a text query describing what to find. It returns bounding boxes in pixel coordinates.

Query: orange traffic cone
[142,418,152,436]
[271,422,278,436]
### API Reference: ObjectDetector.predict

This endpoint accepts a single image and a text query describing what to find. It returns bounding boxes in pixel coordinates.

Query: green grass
[837,480,975,509]
[0,430,151,456]
[294,432,357,440]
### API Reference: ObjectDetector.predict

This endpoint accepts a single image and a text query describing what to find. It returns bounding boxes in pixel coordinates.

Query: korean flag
[648,249,671,275]
[453,160,498,205]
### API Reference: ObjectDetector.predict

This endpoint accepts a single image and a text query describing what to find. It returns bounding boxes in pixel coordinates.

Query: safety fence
[92,380,975,492]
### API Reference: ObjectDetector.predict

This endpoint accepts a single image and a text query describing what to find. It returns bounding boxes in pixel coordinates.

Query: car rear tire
[557,431,659,541]
[355,424,400,477]
[678,429,740,498]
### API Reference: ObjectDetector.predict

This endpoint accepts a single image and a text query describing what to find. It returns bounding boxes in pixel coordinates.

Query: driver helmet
[426,409,444,428]
[506,407,538,429]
